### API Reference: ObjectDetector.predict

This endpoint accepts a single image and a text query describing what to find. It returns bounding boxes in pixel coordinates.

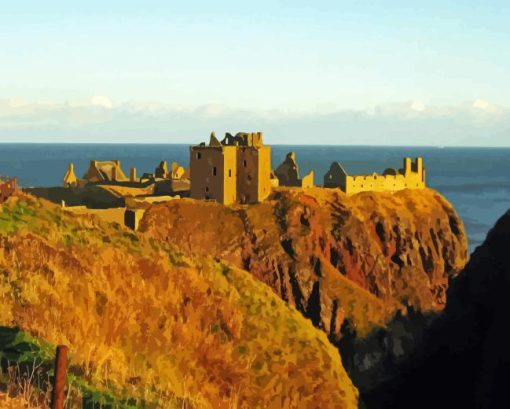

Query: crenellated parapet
[324,157,426,195]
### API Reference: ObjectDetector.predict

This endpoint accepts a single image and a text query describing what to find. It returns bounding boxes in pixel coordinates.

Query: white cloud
[471,99,502,115]
[0,98,509,146]
[90,95,113,109]
[411,100,426,112]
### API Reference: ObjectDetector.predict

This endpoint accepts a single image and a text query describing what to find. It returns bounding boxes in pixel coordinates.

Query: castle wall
[324,162,348,190]
[301,170,314,189]
[257,146,272,202]
[190,146,237,204]
[124,208,146,230]
[236,145,272,203]
[84,161,103,182]
[222,147,237,205]
[236,147,259,204]
[63,163,78,187]
[324,157,425,195]
[344,158,425,195]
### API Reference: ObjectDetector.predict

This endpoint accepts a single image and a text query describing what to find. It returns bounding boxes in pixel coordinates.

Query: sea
[0,143,509,253]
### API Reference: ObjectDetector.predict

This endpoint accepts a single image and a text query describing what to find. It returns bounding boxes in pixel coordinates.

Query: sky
[1,1,510,145]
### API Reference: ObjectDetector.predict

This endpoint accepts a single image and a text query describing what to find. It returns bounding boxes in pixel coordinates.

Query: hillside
[140,187,468,339]
[363,208,510,409]
[0,193,358,409]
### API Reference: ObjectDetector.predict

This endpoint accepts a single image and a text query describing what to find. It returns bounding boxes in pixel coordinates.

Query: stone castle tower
[190,131,272,205]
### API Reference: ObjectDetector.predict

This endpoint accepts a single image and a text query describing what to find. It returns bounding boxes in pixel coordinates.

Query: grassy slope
[0,194,357,409]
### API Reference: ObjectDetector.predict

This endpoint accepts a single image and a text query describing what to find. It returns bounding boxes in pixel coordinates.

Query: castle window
[205,186,209,193]
[212,167,217,176]
[228,169,232,177]
[197,152,201,160]
[243,160,247,167]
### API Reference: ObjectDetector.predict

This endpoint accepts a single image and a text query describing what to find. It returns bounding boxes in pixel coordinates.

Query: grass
[0,193,358,408]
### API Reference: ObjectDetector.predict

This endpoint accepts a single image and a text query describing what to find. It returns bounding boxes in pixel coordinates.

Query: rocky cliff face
[364,209,510,409]
[140,187,468,341]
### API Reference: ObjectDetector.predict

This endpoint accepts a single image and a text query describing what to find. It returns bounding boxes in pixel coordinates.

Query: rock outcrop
[140,187,468,341]
[363,209,510,409]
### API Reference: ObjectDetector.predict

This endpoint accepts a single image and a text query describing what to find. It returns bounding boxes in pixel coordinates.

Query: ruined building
[0,177,17,203]
[190,131,272,205]
[274,152,314,188]
[324,157,426,195]
[155,160,188,180]
[84,160,128,183]
[63,163,78,187]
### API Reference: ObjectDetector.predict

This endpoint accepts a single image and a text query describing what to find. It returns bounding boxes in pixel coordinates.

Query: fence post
[51,345,68,409]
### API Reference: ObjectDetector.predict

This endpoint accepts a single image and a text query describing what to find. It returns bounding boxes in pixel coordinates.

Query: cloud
[411,100,426,112]
[471,99,499,114]
[90,95,113,109]
[0,99,508,146]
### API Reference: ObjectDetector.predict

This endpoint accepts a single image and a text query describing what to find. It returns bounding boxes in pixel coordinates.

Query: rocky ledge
[139,187,468,340]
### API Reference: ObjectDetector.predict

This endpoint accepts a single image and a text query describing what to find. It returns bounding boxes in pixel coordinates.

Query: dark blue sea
[0,143,509,253]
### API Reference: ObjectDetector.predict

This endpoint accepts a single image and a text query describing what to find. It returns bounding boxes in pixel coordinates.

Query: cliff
[0,194,358,409]
[140,187,468,340]
[363,209,510,409]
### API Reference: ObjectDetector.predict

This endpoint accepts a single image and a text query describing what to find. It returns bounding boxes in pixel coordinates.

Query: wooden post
[51,345,68,409]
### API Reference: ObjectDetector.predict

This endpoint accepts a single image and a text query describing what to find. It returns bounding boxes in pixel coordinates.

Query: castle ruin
[324,157,426,195]
[0,177,17,203]
[274,152,314,188]
[190,131,272,204]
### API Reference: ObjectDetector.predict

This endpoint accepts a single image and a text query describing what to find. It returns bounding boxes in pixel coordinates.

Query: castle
[0,177,17,203]
[64,161,131,187]
[56,133,427,218]
[190,131,272,204]
[324,157,426,195]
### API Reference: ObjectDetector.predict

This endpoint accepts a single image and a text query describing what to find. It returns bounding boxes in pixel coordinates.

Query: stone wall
[189,145,237,204]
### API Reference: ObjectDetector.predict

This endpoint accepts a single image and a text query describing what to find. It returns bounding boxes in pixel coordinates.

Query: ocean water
[0,143,509,252]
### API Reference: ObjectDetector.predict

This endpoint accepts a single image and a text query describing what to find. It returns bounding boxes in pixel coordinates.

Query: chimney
[130,167,137,182]
[112,166,117,181]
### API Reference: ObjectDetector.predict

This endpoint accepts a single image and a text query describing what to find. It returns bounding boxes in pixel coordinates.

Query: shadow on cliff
[363,209,510,409]
[24,186,125,208]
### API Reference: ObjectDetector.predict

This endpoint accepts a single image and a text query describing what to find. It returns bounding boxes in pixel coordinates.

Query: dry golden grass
[63,206,126,225]
[0,194,358,408]
[0,392,41,409]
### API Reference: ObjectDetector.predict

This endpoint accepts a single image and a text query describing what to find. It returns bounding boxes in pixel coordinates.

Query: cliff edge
[140,187,468,340]
[364,208,510,409]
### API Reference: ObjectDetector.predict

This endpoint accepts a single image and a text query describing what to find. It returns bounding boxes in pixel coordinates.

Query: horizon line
[0,142,509,149]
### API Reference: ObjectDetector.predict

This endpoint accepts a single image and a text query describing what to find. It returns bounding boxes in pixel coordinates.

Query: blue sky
[1,1,510,145]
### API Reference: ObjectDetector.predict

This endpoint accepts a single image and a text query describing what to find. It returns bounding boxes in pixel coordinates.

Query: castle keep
[190,131,272,204]
[324,157,426,195]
